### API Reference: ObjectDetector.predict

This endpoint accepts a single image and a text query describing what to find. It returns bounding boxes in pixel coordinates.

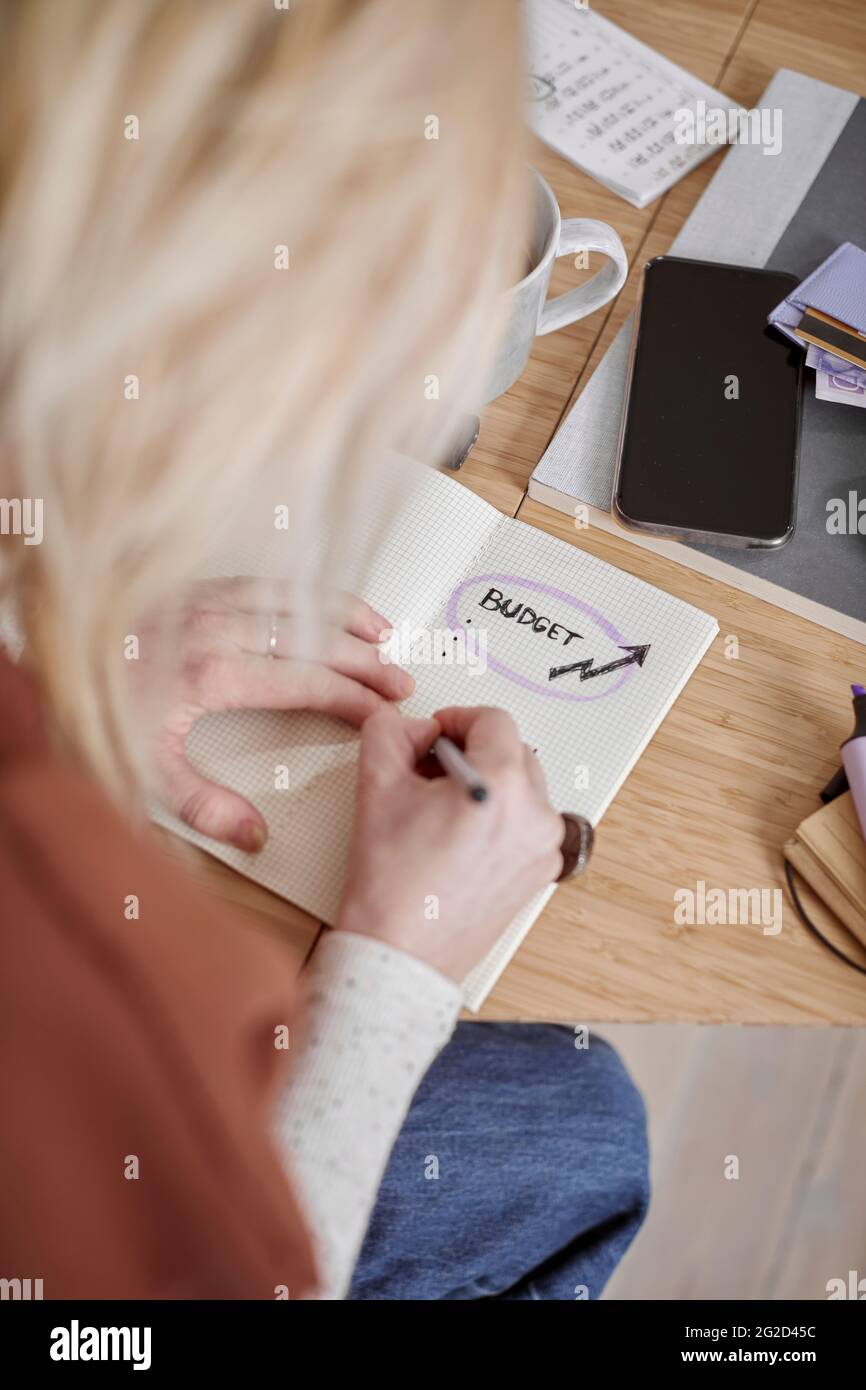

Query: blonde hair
[0,0,528,803]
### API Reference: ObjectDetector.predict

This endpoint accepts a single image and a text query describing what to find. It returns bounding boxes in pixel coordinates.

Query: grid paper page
[525,0,733,208]
[151,457,501,990]
[153,456,717,1009]
[410,511,719,1001]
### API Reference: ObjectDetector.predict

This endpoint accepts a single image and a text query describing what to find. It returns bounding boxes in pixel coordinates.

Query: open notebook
[153,458,718,1009]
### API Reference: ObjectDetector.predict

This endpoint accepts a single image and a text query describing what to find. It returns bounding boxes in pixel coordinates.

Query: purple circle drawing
[445,572,637,704]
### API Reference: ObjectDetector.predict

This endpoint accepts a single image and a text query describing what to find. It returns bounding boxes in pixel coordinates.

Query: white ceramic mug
[485,168,628,402]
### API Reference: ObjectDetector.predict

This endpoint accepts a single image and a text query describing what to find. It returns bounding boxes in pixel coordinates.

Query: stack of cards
[768,242,866,410]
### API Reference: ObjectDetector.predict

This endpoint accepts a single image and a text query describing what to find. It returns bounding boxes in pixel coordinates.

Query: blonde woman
[0,0,647,1299]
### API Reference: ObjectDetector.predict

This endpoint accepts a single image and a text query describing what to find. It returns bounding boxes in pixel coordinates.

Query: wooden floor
[568,0,866,1300]
[602,1025,866,1299]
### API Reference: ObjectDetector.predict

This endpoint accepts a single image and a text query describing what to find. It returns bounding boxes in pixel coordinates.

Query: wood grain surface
[164,0,866,1023]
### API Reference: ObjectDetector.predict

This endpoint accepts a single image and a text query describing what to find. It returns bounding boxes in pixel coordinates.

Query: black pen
[432,736,489,803]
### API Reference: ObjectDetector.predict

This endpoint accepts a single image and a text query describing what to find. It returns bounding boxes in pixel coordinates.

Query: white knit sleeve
[272,930,463,1299]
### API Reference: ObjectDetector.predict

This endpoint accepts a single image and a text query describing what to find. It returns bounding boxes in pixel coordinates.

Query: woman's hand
[137,577,412,851]
[336,705,563,981]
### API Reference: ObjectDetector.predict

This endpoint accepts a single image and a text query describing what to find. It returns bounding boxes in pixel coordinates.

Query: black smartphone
[612,257,803,548]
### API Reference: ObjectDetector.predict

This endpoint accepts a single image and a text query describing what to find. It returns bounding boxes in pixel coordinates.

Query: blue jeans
[350,1024,649,1300]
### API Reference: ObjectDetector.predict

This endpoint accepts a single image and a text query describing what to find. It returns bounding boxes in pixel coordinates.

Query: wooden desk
[164,0,866,1024]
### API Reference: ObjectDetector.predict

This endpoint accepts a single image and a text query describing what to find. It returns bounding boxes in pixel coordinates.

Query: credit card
[794,305,866,369]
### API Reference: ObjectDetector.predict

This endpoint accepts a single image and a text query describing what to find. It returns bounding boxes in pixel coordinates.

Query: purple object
[841,687,866,844]
[768,241,866,346]
[444,572,638,705]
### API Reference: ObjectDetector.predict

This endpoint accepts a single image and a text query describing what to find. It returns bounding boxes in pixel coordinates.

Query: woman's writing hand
[138,578,411,851]
[336,705,563,981]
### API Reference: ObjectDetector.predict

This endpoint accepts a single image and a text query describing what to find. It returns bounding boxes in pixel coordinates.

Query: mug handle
[536,218,628,335]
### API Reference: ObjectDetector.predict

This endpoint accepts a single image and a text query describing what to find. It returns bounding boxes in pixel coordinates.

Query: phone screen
[615,258,802,545]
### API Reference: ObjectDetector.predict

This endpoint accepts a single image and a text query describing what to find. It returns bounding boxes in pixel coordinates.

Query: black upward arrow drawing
[548,644,651,683]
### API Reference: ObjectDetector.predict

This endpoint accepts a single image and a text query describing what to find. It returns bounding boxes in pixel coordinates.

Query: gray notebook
[529,70,866,643]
